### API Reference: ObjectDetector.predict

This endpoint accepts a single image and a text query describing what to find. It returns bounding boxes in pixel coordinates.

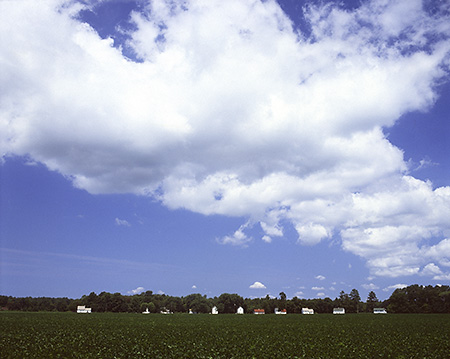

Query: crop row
[1,312,450,358]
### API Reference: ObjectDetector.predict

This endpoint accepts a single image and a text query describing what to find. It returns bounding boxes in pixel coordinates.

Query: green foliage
[386,285,450,313]
[2,284,449,314]
[216,293,244,314]
[1,312,450,358]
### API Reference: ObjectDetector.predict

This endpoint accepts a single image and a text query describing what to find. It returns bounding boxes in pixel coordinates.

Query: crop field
[1,312,450,358]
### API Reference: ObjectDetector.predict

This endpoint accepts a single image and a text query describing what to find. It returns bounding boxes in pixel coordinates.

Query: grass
[1,312,450,358]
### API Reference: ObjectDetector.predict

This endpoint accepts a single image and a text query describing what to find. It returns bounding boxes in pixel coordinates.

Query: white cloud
[383,284,407,292]
[217,222,252,247]
[260,218,283,243]
[1,0,450,278]
[191,285,197,289]
[128,286,145,295]
[261,235,272,243]
[249,281,266,289]
[316,292,325,297]
[420,263,450,280]
[420,263,442,276]
[312,286,325,291]
[362,283,379,290]
[296,223,331,246]
[315,275,326,281]
[260,221,283,238]
[293,291,304,298]
[115,218,131,227]
[434,273,450,280]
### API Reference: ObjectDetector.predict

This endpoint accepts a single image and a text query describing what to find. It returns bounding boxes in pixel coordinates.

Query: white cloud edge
[249,281,267,289]
[127,286,145,295]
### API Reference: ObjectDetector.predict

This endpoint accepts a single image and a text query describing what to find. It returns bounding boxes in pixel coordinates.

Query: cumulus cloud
[420,263,450,280]
[1,0,450,278]
[128,286,145,295]
[312,286,325,291]
[249,281,266,289]
[115,218,131,227]
[315,275,326,281]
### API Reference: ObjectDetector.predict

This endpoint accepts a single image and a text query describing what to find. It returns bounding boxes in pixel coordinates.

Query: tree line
[1,284,449,314]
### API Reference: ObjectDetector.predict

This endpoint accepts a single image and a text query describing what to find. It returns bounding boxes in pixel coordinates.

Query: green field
[1,312,449,358]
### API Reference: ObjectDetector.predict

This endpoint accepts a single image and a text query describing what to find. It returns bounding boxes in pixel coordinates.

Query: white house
[142,308,150,314]
[333,308,345,314]
[236,306,244,314]
[211,306,218,314]
[301,308,314,315]
[373,308,387,314]
[274,308,287,315]
[77,305,91,313]
[254,309,265,315]
[161,308,173,314]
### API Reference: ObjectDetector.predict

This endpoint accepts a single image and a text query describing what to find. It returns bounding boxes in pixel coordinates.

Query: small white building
[211,306,218,314]
[254,309,265,315]
[77,305,92,313]
[142,308,150,314]
[274,308,287,315]
[189,309,194,314]
[373,308,387,314]
[236,306,244,314]
[302,308,314,315]
[161,308,173,314]
[333,308,345,315]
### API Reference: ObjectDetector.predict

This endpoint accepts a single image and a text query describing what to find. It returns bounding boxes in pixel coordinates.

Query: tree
[349,289,361,313]
[166,296,184,313]
[314,297,334,313]
[129,296,142,313]
[387,288,409,313]
[111,292,128,312]
[190,298,210,313]
[217,293,244,314]
[148,302,156,313]
[184,294,205,313]
[141,302,150,312]
[366,291,379,312]
[337,290,350,310]
[4,284,449,314]
[367,291,378,302]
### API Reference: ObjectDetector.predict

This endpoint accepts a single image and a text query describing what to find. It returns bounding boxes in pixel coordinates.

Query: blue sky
[1,0,450,301]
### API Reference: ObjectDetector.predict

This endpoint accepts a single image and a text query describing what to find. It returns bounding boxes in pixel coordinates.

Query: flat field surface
[1,312,450,358]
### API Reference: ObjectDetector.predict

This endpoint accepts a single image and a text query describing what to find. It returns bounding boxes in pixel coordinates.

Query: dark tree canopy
[1,285,449,314]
